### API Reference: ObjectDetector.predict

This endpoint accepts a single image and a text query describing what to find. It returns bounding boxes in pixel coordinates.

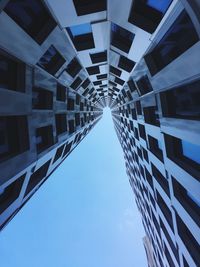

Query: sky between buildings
[0,108,147,267]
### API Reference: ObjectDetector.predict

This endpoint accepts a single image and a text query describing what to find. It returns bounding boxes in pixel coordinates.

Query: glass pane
[182,140,200,164]
[147,0,172,13]
[69,23,92,37]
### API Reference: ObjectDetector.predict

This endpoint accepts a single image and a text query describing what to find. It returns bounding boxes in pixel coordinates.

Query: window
[135,101,142,115]
[57,83,66,102]
[97,74,107,80]
[90,51,107,64]
[4,0,56,44]
[165,134,200,180]
[67,23,95,51]
[72,0,106,16]
[32,87,53,109]
[65,57,82,78]
[135,75,153,95]
[111,23,135,53]
[36,126,54,153]
[152,164,170,197]
[75,113,80,126]
[68,120,75,134]
[53,144,65,163]
[156,191,174,231]
[0,116,29,162]
[143,106,160,126]
[81,78,90,89]
[148,135,163,161]
[128,0,172,33]
[67,98,75,111]
[172,177,200,227]
[114,77,125,86]
[0,174,25,214]
[160,79,200,120]
[144,11,199,75]
[70,77,82,90]
[138,124,146,140]
[55,114,67,135]
[62,142,73,158]
[176,212,200,266]
[25,160,51,196]
[110,66,122,77]
[0,49,25,92]
[118,56,135,72]
[37,45,65,75]
[86,66,100,75]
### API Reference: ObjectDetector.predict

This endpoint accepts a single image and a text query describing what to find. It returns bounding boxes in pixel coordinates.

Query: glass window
[4,0,56,44]
[182,140,200,164]
[37,45,65,75]
[69,23,92,37]
[145,11,199,75]
[147,0,172,13]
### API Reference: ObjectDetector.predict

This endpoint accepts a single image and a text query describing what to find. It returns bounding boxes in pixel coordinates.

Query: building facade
[0,1,199,267]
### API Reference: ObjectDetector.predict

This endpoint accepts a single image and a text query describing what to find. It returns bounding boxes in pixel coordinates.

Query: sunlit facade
[0,1,199,267]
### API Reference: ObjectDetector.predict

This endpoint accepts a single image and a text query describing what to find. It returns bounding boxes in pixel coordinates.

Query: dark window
[111,23,135,53]
[176,212,200,266]
[0,49,25,92]
[75,94,80,105]
[160,79,200,120]
[70,77,82,90]
[53,144,65,163]
[172,177,200,227]
[143,106,160,126]
[86,66,100,75]
[90,51,107,63]
[0,174,25,214]
[118,55,135,72]
[4,0,56,44]
[135,75,153,95]
[160,218,180,264]
[165,134,200,180]
[0,116,29,162]
[144,11,199,75]
[157,191,174,231]
[93,81,102,86]
[36,125,54,153]
[148,135,163,161]
[127,79,137,92]
[37,45,65,75]
[138,124,146,140]
[114,77,125,86]
[55,114,67,135]
[72,0,106,16]
[110,66,122,77]
[67,23,95,51]
[67,98,75,110]
[152,164,170,197]
[183,256,190,267]
[164,243,176,267]
[62,142,72,157]
[97,74,107,80]
[75,113,80,126]
[32,87,53,109]
[57,83,66,102]
[81,78,90,89]
[68,120,75,134]
[25,160,51,196]
[128,0,172,33]
[135,101,142,115]
[65,57,82,78]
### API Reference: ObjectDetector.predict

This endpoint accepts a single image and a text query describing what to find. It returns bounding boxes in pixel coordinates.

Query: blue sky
[0,108,147,267]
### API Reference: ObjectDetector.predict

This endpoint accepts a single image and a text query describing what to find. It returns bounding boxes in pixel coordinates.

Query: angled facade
[0,1,199,267]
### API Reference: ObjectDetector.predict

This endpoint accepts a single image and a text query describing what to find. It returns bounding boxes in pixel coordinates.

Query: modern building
[0,1,199,267]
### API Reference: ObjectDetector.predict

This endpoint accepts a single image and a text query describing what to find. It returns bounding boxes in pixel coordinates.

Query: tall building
[0,1,199,267]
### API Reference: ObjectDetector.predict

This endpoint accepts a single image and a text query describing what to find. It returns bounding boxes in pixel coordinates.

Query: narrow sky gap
[0,111,147,267]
